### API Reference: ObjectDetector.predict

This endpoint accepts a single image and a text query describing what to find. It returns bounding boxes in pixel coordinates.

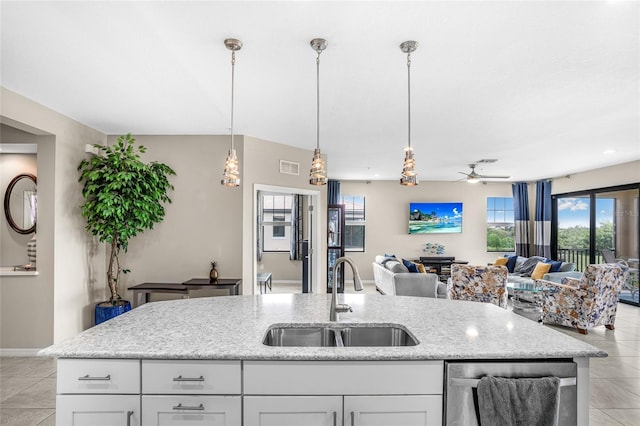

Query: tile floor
[0,301,638,425]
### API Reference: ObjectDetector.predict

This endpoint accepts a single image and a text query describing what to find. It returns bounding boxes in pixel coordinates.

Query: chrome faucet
[330,257,364,321]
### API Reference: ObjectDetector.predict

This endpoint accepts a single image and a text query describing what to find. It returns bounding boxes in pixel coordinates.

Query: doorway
[552,183,640,306]
[253,184,321,295]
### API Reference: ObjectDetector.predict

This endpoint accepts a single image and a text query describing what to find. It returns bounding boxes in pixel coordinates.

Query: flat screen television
[409,202,463,234]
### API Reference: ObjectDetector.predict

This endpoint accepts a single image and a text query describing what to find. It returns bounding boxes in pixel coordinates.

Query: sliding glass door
[552,184,639,306]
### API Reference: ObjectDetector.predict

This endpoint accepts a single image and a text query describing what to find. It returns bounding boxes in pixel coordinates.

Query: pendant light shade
[400,40,419,186]
[309,38,328,186]
[221,38,242,187]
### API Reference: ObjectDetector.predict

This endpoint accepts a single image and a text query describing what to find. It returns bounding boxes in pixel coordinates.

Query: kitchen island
[40,294,605,425]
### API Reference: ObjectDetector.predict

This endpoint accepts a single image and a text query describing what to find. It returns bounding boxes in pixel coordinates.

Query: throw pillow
[531,262,552,279]
[514,256,547,276]
[545,260,563,273]
[386,260,409,273]
[505,255,518,273]
[416,263,427,274]
[402,258,419,273]
[494,258,509,266]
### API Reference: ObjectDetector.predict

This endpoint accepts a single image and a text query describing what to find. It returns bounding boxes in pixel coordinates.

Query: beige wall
[341,161,640,282]
[117,134,322,299]
[551,160,640,195]
[0,124,56,350]
[339,180,514,281]
[242,136,327,294]
[115,134,244,302]
[1,87,107,349]
[0,132,37,266]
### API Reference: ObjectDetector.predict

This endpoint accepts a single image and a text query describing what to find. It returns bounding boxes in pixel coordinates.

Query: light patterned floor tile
[0,379,56,409]
[0,378,41,403]
[590,378,640,409]
[589,409,624,426]
[600,409,640,426]
[0,408,55,426]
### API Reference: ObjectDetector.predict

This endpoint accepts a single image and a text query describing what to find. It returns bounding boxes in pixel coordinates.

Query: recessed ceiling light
[603,149,616,155]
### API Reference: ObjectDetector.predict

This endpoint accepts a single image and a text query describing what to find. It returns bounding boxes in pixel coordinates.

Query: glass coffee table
[511,282,549,314]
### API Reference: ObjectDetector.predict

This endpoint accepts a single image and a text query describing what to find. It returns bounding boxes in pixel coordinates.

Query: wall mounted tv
[409,202,463,234]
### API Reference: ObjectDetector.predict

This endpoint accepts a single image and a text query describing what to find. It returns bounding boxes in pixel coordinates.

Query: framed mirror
[4,173,37,234]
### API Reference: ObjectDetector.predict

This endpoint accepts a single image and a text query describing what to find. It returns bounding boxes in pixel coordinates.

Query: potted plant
[78,133,176,324]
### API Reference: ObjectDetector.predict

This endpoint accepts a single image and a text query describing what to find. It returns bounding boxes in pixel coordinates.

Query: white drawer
[244,360,444,395]
[142,360,241,394]
[57,358,140,394]
[142,395,241,426]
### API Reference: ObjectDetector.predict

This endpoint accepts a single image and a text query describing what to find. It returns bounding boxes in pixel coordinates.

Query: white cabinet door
[344,395,443,426]
[244,396,342,426]
[141,395,241,426]
[56,395,140,426]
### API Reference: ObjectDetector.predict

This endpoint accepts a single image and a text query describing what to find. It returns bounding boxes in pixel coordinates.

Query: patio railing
[555,248,604,272]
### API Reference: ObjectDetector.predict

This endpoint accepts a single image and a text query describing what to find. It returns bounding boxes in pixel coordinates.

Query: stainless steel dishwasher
[445,361,577,425]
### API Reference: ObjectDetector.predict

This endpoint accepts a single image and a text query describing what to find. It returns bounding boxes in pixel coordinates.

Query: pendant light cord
[316,52,321,150]
[407,51,411,150]
[230,50,236,151]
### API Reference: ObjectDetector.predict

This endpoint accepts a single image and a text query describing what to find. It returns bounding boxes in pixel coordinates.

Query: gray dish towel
[477,376,561,426]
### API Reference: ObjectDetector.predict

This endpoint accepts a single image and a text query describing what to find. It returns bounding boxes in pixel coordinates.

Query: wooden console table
[128,278,242,306]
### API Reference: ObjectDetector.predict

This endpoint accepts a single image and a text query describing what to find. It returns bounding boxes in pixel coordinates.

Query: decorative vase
[209,268,219,283]
[95,300,131,325]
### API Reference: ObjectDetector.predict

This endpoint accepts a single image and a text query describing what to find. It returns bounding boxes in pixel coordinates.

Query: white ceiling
[1,1,639,182]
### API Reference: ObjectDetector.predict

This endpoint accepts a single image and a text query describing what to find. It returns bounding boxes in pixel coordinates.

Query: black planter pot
[95,300,131,325]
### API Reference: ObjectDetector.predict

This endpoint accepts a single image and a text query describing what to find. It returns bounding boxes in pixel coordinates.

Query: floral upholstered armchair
[537,263,626,334]
[448,264,508,309]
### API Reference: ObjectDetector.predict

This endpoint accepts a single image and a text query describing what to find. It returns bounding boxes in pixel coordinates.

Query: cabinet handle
[172,403,205,411]
[332,411,337,426]
[351,411,355,426]
[126,410,134,426]
[172,375,205,382]
[78,374,111,381]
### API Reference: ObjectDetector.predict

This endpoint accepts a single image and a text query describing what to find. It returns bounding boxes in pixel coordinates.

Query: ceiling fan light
[467,176,480,184]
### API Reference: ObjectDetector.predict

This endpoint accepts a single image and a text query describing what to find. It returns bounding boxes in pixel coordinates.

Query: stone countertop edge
[38,294,607,360]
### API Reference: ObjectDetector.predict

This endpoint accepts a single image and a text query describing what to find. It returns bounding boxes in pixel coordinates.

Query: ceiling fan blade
[476,174,511,179]
[458,171,470,177]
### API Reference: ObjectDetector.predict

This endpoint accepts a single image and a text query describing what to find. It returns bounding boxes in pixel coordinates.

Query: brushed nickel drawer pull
[172,403,205,411]
[78,374,111,381]
[172,375,205,382]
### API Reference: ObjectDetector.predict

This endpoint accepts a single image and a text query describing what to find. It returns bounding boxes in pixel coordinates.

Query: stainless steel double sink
[263,323,418,347]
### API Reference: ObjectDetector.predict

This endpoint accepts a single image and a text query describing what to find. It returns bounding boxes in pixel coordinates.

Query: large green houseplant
[78,134,175,322]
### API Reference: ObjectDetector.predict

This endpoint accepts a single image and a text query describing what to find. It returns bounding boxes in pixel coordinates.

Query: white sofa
[372,258,447,298]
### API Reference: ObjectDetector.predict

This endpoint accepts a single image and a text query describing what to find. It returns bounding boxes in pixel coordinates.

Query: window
[261,194,292,251]
[340,195,365,252]
[486,197,515,252]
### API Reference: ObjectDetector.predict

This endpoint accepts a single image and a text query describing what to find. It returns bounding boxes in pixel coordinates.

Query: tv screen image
[409,202,463,234]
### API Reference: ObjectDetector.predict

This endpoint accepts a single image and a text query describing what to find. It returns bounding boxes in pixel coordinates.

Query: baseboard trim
[0,348,43,357]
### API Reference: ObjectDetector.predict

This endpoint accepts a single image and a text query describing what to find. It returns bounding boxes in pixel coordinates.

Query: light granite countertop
[39,294,606,360]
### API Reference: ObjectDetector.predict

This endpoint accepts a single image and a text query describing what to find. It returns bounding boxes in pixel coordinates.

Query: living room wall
[1,87,107,349]
[340,180,513,282]
[117,134,322,299]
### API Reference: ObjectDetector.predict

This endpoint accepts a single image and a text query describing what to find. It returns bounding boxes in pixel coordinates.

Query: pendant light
[221,38,242,187]
[400,40,418,186]
[309,38,328,186]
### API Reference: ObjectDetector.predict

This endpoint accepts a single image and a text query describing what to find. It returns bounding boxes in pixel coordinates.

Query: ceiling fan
[458,162,511,183]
